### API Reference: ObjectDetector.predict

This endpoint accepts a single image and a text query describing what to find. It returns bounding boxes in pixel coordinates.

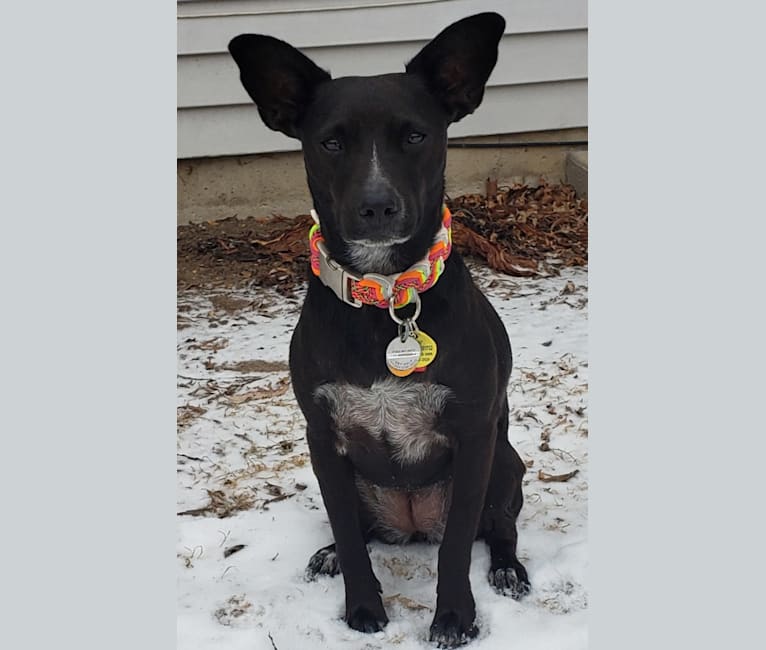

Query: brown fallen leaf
[452,221,539,276]
[189,337,229,351]
[384,593,432,612]
[521,410,543,424]
[223,544,246,558]
[177,489,255,518]
[177,404,206,430]
[561,280,577,295]
[538,469,579,483]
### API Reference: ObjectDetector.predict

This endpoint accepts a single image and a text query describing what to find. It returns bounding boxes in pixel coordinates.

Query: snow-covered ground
[177,264,588,650]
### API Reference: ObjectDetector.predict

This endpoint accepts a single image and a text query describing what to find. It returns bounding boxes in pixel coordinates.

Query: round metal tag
[385,335,421,377]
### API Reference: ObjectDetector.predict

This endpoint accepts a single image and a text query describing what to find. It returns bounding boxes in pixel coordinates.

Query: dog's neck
[309,205,452,309]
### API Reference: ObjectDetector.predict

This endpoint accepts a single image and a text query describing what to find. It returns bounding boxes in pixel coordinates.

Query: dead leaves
[176,481,303,518]
[178,489,256,518]
[449,180,588,275]
[183,375,291,407]
[212,359,289,374]
[178,213,313,292]
[177,404,206,431]
[200,214,312,264]
[384,593,432,612]
[452,221,539,276]
[226,376,290,406]
[177,181,587,292]
[188,337,229,352]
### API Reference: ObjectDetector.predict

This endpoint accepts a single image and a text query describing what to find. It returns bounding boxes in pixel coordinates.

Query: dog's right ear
[228,34,331,139]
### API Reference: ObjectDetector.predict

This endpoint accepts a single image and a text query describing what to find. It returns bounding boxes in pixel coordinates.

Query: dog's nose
[358,193,400,220]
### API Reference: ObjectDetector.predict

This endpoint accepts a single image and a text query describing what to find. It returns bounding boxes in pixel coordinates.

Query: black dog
[229,13,529,648]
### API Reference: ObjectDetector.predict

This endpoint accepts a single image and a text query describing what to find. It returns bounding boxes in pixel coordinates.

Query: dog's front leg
[430,418,497,648]
[306,424,388,633]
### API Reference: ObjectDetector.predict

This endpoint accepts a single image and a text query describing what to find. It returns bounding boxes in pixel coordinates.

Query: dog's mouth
[343,217,414,249]
[347,236,411,248]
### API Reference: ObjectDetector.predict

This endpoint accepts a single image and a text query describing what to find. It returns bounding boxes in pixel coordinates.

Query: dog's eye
[407,132,426,145]
[321,139,342,152]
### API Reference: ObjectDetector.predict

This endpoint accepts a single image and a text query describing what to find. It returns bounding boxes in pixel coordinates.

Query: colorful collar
[309,206,452,309]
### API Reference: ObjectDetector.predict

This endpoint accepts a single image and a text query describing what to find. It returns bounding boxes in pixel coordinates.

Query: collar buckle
[316,240,363,308]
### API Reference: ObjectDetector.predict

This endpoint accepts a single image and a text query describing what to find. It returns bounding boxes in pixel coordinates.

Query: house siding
[177,0,587,158]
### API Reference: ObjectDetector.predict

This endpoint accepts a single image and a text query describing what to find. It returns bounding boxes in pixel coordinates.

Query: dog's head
[229,13,504,274]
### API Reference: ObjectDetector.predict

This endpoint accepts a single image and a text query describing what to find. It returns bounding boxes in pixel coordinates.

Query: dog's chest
[314,377,452,465]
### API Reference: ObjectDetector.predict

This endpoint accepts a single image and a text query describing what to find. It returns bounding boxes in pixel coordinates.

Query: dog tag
[386,334,421,377]
[412,330,437,372]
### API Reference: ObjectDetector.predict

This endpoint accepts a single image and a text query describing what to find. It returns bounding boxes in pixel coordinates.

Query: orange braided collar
[309,206,452,308]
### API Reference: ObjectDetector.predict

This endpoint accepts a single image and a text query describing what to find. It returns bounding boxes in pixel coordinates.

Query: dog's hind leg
[306,508,376,580]
[306,542,341,579]
[480,398,531,600]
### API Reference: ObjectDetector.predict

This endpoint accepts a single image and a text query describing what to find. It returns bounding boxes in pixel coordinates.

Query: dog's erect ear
[228,34,331,138]
[406,12,505,123]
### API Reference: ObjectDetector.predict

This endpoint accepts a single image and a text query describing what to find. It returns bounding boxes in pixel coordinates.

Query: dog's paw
[488,565,531,600]
[305,545,341,580]
[429,611,478,648]
[346,602,388,634]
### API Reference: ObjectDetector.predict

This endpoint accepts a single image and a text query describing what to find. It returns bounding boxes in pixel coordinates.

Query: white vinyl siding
[177,0,587,158]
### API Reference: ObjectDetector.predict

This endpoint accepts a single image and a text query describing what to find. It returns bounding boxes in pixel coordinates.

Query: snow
[177,264,588,650]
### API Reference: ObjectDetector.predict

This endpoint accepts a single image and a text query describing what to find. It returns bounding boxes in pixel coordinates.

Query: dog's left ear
[406,12,505,123]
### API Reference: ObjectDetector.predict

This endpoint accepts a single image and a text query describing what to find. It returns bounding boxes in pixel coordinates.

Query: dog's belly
[356,477,453,543]
[314,378,454,541]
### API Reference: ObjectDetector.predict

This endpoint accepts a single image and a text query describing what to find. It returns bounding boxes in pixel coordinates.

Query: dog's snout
[358,193,400,220]
[342,184,408,245]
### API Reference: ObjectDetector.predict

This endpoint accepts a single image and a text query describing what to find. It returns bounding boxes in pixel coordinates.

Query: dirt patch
[177,180,587,292]
[208,294,258,313]
[178,213,310,292]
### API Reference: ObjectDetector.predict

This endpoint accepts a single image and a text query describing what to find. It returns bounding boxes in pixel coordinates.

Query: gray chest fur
[314,378,452,464]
